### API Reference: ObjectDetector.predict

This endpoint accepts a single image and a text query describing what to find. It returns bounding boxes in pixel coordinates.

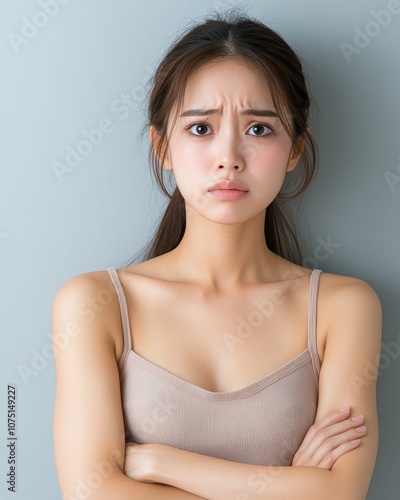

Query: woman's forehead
[180,59,274,112]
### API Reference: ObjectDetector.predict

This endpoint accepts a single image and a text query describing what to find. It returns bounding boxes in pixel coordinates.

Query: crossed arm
[124,407,369,499]
[53,272,381,499]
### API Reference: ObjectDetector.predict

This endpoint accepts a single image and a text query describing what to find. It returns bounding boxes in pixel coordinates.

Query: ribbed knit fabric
[108,267,322,466]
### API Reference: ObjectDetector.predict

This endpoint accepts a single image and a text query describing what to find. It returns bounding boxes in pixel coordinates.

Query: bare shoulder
[278,258,381,309]
[316,270,382,350]
[52,269,122,357]
[52,258,181,359]
[53,269,118,314]
[318,270,382,313]
[53,269,110,298]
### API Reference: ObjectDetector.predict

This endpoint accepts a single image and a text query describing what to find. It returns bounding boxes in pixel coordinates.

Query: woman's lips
[208,180,249,191]
[208,189,248,200]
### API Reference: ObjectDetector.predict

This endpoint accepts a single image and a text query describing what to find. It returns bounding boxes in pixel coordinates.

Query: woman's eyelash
[185,122,212,136]
[250,122,275,134]
[185,121,275,137]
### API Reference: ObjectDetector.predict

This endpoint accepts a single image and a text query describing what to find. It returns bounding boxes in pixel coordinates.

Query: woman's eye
[247,124,272,136]
[187,123,273,137]
[188,123,212,136]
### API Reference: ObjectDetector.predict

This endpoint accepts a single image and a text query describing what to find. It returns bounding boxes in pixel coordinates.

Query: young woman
[52,10,382,499]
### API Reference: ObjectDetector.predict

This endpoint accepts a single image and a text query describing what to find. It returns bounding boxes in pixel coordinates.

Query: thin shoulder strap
[308,268,323,385]
[107,267,132,375]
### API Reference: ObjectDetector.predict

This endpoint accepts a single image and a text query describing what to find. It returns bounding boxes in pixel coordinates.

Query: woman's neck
[164,209,282,291]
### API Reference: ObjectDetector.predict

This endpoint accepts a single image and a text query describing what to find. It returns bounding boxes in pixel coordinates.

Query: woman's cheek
[257,145,288,169]
[169,156,206,207]
[252,148,291,198]
[254,142,289,168]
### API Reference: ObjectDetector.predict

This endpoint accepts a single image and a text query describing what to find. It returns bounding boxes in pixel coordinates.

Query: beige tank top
[108,267,322,466]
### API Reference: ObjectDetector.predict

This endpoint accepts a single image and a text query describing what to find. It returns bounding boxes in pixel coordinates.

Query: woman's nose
[214,133,245,171]
[217,162,242,170]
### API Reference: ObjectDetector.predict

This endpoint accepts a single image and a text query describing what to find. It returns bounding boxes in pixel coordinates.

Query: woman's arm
[133,277,382,500]
[52,273,206,499]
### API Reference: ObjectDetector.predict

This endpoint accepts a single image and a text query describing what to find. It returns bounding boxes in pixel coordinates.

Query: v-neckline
[123,346,312,400]
[112,266,322,400]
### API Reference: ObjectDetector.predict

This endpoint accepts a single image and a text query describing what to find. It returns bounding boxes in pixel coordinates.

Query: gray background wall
[1,0,399,498]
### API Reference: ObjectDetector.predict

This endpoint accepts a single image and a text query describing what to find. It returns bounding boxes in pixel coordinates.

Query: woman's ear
[149,125,172,170]
[286,129,308,173]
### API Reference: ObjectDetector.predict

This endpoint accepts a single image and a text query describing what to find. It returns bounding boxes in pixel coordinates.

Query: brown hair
[125,8,318,267]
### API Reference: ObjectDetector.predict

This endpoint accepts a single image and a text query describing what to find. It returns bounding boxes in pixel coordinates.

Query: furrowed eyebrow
[241,108,279,118]
[179,108,279,118]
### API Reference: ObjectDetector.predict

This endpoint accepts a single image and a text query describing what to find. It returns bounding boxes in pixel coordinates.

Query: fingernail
[339,406,350,412]
[351,415,363,422]
[356,426,366,433]
[350,439,361,445]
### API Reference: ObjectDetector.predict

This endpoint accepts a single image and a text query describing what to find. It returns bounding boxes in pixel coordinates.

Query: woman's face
[157,58,301,225]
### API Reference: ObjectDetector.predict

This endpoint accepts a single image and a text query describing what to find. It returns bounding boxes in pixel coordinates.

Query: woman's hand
[124,441,160,483]
[292,406,367,470]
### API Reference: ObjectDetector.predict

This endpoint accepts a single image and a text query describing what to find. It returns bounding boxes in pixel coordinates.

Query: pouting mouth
[208,180,249,191]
